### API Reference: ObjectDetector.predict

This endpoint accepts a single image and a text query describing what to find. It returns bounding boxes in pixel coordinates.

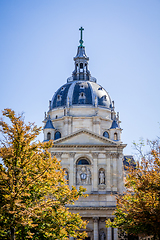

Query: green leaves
[106,141,160,239]
[0,109,87,240]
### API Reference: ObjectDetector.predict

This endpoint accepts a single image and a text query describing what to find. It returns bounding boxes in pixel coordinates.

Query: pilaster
[105,153,111,191]
[93,217,99,240]
[69,152,76,187]
[92,152,99,191]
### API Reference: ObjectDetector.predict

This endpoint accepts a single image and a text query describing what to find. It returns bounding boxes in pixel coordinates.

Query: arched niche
[63,168,69,183]
[76,158,92,185]
[114,132,118,141]
[98,168,105,185]
[47,132,51,140]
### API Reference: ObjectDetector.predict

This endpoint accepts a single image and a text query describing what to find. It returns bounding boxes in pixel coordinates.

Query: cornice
[68,206,116,210]
[53,128,120,145]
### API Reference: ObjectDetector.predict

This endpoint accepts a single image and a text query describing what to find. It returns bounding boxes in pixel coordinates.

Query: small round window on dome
[80,84,84,89]
[98,87,102,90]
[61,87,65,91]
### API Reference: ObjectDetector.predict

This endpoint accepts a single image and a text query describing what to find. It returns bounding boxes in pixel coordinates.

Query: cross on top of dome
[79,26,84,47]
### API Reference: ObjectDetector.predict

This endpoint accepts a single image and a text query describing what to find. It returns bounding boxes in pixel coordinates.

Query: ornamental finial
[79,27,84,47]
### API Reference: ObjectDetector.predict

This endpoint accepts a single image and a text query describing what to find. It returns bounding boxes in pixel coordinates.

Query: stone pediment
[53,129,120,146]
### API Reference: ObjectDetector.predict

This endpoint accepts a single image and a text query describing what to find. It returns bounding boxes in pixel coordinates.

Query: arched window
[54,131,61,140]
[77,159,90,165]
[80,63,83,69]
[47,132,51,140]
[114,132,118,140]
[103,131,109,138]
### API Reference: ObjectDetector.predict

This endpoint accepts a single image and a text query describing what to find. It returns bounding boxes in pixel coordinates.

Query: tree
[106,139,160,239]
[0,109,87,240]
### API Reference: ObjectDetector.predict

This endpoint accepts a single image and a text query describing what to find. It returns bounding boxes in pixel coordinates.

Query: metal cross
[79,27,84,47]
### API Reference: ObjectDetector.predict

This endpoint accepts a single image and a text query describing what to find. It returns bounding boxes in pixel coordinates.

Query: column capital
[93,217,99,222]
[56,152,63,158]
[92,152,99,158]
[69,152,76,158]
[51,152,56,157]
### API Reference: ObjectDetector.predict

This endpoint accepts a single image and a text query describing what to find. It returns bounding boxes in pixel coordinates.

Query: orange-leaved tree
[0,109,87,240]
[106,140,160,239]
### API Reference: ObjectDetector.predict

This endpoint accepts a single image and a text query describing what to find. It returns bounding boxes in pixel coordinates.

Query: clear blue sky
[0,0,160,156]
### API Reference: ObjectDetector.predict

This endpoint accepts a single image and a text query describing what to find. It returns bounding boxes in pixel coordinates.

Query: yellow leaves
[0,109,87,239]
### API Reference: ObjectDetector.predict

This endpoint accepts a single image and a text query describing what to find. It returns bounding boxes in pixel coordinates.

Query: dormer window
[61,87,65,91]
[57,95,61,101]
[98,87,102,90]
[103,95,107,101]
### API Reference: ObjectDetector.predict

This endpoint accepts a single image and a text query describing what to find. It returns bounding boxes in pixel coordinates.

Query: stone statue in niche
[77,168,81,185]
[100,231,105,240]
[77,166,92,185]
[86,168,91,185]
[99,170,105,184]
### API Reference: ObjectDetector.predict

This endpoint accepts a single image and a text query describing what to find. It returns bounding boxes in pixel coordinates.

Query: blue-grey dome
[51,80,112,109]
[50,30,113,111]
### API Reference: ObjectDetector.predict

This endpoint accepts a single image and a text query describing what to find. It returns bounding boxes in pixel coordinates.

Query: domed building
[43,28,126,240]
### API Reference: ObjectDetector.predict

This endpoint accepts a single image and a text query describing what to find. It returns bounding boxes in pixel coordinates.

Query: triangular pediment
[53,129,120,146]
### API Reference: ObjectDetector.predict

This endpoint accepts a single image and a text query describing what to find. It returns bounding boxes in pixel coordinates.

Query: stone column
[112,153,117,192]
[69,153,75,186]
[68,117,72,135]
[63,117,68,136]
[93,117,100,135]
[107,227,112,240]
[114,228,118,240]
[117,153,123,192]
[93,217,99,240]
[106,153,111,191]
[69,237,74,240]
[92,152,99,191]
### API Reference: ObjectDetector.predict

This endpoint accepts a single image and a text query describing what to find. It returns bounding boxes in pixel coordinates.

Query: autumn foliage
[106,141,160,239]
[0,109,87,240]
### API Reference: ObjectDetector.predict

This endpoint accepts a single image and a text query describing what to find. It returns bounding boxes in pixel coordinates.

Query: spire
[79,27,84,47]
[72,27,91,81]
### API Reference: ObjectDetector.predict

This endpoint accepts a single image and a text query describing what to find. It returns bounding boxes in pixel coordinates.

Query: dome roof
[51,80,112,109]
[50,28,113,111]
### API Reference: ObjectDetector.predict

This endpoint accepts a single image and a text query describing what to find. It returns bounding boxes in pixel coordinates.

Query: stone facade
[43,29,126,239]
